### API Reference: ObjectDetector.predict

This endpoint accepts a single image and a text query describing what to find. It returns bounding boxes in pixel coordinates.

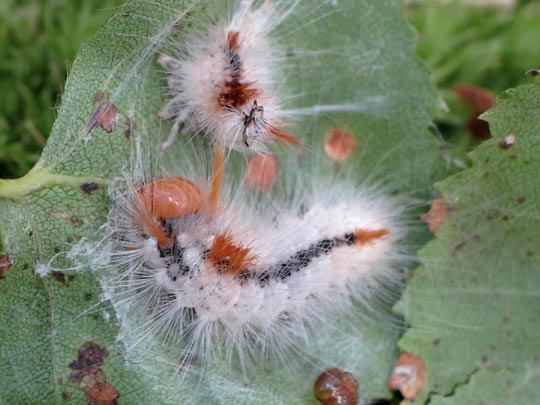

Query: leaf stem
[0,167,108,201]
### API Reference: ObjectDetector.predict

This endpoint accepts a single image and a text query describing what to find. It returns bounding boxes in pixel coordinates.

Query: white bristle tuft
[158,0,298,152]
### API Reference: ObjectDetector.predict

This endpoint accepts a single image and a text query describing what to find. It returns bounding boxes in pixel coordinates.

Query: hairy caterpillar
[60,1,418,390]
[158,0,298,152]
[103,151,408,372]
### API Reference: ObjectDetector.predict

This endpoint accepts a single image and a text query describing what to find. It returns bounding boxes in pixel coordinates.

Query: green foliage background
[407,0,540,162]
[0,0,124,178]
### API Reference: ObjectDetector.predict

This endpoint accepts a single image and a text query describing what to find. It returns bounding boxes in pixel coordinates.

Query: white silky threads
[99,0,410,377]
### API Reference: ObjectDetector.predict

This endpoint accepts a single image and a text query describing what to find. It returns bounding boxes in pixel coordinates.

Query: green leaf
[0,1,443,403]
[396,79,540,403]
[429,368,538,405]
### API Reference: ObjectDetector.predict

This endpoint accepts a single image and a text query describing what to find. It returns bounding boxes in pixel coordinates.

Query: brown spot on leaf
[85,381,119,405]
[69,342,108,383]
[517,196,526,205]
[453,85,495,139]
[388,352,426,401]
[0,255,12,278]
[421,198,451,233]
[81,182,99,194]
[124,118,135,138]
[52,271,66,284]
[69,342,119,405]
[243,153,279,192]
[70,216,83,227]
[432,338,441,346]
[324,128,358,162]
[527,69,540,77]
[499,133,516,150]
[93,92,107,104]
[87,92,119,133]
[314,367,359,405]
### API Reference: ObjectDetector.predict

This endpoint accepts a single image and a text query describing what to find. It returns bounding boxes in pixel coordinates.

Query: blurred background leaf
[0,0,124,178]
[406,0,540,165]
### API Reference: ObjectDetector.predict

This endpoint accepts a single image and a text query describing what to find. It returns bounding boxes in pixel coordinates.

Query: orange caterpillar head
[135,177,203,247]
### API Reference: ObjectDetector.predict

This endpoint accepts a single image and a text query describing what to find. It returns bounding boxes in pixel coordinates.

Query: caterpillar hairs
[157,0,299,152]
[99,146,409,373]
[48,0,420,395]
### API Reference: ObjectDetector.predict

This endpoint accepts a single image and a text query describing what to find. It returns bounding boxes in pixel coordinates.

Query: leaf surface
[397,80,540,403]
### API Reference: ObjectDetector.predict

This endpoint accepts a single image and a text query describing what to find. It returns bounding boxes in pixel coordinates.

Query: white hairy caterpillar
[157,0,299,152]
[76,1,418,378]
[101,146,409,373]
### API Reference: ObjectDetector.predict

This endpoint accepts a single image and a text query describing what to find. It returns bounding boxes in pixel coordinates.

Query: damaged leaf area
[0,255,12,278]
[396,80,540,403]
[0,0,444,403]
[69,342,119,404]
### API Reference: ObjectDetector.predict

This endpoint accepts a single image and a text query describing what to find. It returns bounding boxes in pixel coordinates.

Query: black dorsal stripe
[257,232,357,285]
[161,232,359,286]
